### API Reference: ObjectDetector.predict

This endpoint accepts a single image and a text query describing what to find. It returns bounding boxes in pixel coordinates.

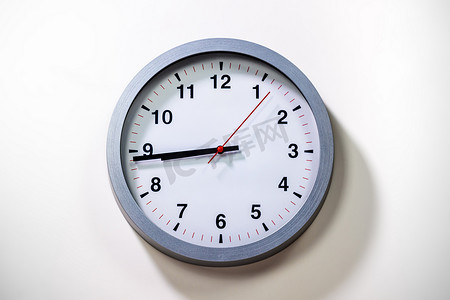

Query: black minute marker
[261,73,268,82]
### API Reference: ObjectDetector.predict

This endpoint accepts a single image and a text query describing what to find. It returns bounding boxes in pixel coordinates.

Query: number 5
[251,204,261,219]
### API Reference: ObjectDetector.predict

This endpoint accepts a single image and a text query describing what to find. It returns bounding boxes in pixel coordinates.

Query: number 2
[278,110,288,124]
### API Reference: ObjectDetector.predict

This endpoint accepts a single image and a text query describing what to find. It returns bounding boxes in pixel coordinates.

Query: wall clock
[107,38,333,266]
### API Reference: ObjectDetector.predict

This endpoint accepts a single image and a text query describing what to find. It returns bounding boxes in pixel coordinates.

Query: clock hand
[133,145,239,162]
[208,91,271,164]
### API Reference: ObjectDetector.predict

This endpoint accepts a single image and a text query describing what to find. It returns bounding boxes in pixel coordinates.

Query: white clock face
[120,53,320,248]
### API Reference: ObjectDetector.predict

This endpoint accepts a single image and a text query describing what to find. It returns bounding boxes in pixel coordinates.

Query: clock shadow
[141,113,376,300]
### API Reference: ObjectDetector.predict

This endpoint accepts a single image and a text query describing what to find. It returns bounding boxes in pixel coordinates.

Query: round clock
[107,38,333,266]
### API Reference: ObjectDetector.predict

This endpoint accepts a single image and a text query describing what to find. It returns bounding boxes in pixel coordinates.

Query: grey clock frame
[107,38,334,267]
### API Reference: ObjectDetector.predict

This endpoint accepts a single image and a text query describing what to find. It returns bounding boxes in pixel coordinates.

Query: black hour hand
[133,145,239,162]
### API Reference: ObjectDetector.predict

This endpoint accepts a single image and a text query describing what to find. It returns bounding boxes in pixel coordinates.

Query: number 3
[288,143,298,158]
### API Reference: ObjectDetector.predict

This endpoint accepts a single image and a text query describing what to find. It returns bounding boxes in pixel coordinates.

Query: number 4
[278,177,289,191]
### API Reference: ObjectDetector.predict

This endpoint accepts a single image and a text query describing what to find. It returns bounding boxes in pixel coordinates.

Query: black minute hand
[133,145,239,162]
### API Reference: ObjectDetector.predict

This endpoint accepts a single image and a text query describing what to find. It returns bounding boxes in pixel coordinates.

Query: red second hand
[208,91,271,164]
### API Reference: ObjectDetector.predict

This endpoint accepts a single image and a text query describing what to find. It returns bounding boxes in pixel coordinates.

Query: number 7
[177,204,188,218]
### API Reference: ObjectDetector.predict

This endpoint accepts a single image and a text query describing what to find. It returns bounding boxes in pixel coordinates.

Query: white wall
[1,1,449,299]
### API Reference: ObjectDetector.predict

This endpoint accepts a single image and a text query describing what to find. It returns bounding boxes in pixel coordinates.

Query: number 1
[252,84,259,99]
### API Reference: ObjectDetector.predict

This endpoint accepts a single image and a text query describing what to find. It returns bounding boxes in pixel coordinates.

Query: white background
[1,0,449,299]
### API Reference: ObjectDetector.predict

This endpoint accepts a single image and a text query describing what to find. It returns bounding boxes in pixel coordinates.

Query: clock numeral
[177,204,188,218]
[177,84,194,99]
[151,177,161,192]
[252,84,260,99]
[288,143,298,158]
[143,143,153,155]
[151,109,173,124]
[278,177,289,191]
[251,204,261,219]
[216,214,226,229]
[277,110,288,124]
[210,74,231,89]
